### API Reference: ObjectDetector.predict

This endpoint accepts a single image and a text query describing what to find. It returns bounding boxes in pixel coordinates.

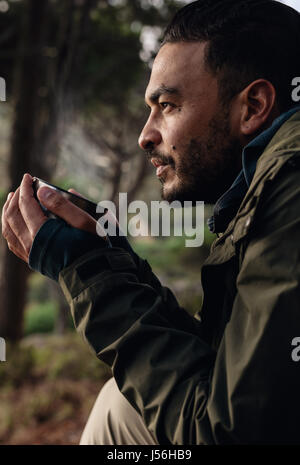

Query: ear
[239,79,277,137]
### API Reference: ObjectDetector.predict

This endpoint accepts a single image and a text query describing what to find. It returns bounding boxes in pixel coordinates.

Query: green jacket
[59,111,300,444]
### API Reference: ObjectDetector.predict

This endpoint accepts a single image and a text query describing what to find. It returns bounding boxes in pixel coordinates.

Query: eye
[159,102,175,111]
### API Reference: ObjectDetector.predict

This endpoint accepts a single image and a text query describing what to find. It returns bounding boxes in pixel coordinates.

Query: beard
[147,107,243,204]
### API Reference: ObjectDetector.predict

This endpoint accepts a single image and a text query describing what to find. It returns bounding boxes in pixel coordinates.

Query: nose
[138,117,162,151]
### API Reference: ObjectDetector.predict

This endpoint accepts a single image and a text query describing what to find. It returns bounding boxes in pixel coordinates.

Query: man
[2,0,300,444]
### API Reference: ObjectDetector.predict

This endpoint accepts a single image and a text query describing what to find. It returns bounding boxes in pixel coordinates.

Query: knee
[80,377,157,445]
[98,377,131,420]
[80,377,132,445]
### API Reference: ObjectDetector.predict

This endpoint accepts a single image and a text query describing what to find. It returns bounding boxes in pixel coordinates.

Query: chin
[161,179,181,203]
[162,184,221,204]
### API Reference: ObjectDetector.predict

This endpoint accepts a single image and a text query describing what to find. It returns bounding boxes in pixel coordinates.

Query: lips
[150,158,166,168]
[150,158,169,178]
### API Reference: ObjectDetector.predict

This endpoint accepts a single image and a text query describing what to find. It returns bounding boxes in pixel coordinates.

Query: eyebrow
[147,85,180,104]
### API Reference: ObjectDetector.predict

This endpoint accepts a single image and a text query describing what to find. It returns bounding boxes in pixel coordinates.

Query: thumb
[68,188,88,199]
[37,186,105,237]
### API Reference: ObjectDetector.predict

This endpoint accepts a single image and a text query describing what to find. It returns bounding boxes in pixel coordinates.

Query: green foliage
[31,334,110,382]
[132,236,186,272]
[0,344,36,388]
[24,302,59,336]
[130,226,214,274]
[0,334,111,388]
[77,6,144,108]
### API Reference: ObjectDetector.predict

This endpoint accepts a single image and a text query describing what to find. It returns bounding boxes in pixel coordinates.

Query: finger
[1,191,14,226]
[2,192,14,238]
[5,187,33,254]
[2,220,28,262]
[2,190,29,261]
[2,196,28,262]
[37,186,102,236]
[67,189,114,232]
[5,191,14,205]
[19,173,48,237]
[68,189,119,227]
[2,189,18,236]
[2,191,15,214]
[68,188,87,199]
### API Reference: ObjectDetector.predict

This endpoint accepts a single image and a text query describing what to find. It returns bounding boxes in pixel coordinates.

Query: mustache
[145,149,175,167]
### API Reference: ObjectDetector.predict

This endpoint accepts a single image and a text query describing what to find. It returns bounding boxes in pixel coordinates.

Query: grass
[0,333,111,444]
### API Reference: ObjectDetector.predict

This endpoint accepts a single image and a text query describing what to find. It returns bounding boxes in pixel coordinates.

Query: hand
[1,173,102,264]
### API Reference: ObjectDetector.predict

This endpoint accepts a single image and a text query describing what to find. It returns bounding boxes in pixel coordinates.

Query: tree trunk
[0,0,49,341]
[0,253,30,341]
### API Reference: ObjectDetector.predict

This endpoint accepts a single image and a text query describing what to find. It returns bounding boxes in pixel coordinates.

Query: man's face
[139,42,243,203]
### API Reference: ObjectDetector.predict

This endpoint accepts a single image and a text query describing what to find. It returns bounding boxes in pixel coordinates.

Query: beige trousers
[80,377,158,445]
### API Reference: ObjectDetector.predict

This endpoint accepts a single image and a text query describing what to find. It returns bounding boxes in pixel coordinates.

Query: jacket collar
[208,106,300,234]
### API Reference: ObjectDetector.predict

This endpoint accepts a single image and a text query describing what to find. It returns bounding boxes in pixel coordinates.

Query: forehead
[145,41,214,100]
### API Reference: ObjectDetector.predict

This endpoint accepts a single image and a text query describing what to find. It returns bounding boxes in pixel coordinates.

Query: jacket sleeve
[59,246,217,445]
[58,161,300,444]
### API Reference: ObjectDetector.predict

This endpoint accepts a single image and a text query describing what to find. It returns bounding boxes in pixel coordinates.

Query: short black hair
[163,0,300,112]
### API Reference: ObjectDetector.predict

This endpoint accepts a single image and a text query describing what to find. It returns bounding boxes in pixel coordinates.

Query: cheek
[167,126,189,152]
[169,148,185,172]
[165,110,203,153]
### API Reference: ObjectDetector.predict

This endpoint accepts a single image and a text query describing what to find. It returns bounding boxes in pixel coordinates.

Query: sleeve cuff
[29,218,110,281]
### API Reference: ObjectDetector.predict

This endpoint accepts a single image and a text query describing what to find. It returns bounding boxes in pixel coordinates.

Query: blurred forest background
[0,0,217,445]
